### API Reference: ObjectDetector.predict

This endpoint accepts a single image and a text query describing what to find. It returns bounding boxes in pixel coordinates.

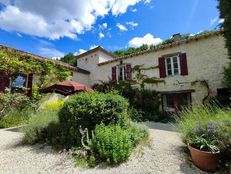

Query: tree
[60,53,77,66]
[218,0,231,89]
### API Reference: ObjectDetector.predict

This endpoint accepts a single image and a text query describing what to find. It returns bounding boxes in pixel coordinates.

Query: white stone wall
[77,50,114,71]
[71,71,91,87]
[89,35,229,105]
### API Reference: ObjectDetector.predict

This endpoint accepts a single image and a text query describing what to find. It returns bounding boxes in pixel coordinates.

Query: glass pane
[168,69,172,75]
[167,58,172,75]
[177,93,190,111]
[172,57,177,63]
[167,58,171,63]
[166,94,174,107]
[11,74,27,92]
[123,66,126,80]
[174,68,179,75]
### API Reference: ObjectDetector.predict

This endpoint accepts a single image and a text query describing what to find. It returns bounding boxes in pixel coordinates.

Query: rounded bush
[58,92,129,147]
[92,124,132,165]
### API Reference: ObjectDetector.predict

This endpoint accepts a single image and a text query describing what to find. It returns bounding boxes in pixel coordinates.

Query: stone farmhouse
[0,31,229,113]
[73,31,229,113]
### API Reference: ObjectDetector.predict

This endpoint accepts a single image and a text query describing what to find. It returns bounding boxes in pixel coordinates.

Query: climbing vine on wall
[0,48,71,88]
[132,64,165,89]
[191,80,210,104]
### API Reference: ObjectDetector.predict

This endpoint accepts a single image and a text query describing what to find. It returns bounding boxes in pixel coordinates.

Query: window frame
[165,54,181,77]
[117,64,126,81]
[10,73,28,93]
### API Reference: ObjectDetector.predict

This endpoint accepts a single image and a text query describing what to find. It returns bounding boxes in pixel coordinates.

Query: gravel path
[0,123,207,174]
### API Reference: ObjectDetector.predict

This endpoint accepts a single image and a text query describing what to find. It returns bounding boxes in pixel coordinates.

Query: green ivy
[0,48,71,88]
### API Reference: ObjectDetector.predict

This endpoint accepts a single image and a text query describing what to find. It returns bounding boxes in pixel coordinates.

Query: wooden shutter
[158,57,166,78]
[179,53,188,75]
[126,64,132,80]
[27,74,33,96]
[112,66,117,81]
[0,72,10,92]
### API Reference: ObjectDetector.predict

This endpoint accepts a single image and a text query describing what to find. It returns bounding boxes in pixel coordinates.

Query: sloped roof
[76,46,116,59]
[40,80,93,95]
[0,44,90,74]
[98,30,222,66]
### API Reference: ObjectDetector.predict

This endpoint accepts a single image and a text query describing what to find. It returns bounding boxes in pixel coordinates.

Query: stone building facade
[73,31,229,113]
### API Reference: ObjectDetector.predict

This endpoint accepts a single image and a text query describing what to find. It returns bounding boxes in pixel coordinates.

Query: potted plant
[184,122,221,172]
[178,107,231,173]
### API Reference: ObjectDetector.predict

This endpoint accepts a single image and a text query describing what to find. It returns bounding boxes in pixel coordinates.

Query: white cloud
[99,32,105,39]
[126,21,138,28]
[102,23,107,29]
[90,45,98,49]
[144,0,151,4]
[39,47,65,58]
[74,49,87,56]
[0,0,146,39]
[116,23,128,31]
[210,17,218,25]
[16,33,22,37]
[219,18,224,24]
[111,0,142,16]
[99,22,108,30]
[210,17,224,25]
[131,8,137,12]
[128,33,162,48]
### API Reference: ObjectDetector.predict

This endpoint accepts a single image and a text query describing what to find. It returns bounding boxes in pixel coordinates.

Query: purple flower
[193,127,201,135]
[79,126,85,135]
[207,122,217,134]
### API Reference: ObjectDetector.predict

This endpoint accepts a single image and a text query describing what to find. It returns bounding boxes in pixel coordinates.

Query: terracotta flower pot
[188,144,220,172]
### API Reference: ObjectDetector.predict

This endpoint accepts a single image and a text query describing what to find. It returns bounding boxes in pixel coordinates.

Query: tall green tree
[59,53,77,66]
[218,0,231,89]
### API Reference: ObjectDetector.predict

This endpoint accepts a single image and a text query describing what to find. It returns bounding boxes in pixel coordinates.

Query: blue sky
[0,0,221,58]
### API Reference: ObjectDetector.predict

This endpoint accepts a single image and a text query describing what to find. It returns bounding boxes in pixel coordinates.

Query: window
[166,94,174,108]
[112,64,132,81]
[162,92,191,114]
[117,65,126,81]
[11,74,27,92]
[165,55,180,76]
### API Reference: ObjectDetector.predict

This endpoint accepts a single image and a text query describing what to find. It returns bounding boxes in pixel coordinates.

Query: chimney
[172,33,182,42]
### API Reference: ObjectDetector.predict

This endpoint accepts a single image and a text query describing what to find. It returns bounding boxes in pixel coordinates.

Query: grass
[21,109,60,144]
[21,100,65,145]
[177,106,231,141]
[0,108,33,128]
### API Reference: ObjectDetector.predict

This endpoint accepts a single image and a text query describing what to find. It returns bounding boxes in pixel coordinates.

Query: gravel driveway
[0,123,207,174]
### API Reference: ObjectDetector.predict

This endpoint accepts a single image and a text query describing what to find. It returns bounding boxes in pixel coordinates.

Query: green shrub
[42,100,65,111]
[128,107,143,122]
[59,92,129,147]
[22,109,60,144]
[128,122,149,146]
[92,124,132,165]
[0,92,32,118]
[93,81,161,121]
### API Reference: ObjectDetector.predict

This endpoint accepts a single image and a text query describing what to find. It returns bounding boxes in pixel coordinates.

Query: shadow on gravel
[178,146,208,174]
[4,127,21,132]
[142,122,177,132]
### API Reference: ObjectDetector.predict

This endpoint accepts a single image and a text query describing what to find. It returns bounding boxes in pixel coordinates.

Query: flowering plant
[189,122,219,152]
